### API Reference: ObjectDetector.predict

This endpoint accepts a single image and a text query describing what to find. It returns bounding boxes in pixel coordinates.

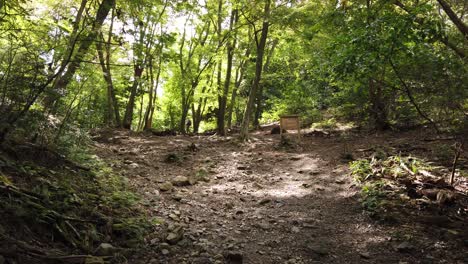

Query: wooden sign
[280,115,301,137]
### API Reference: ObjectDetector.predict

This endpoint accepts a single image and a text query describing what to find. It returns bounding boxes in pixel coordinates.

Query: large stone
[396,241,414,252]
[258,198,271,205]
[94,243,116,256]
[307,243,329,257]
[172,176,190,186]
[224,251,243,264]
[159,182,174,192]
[166,232,183,244]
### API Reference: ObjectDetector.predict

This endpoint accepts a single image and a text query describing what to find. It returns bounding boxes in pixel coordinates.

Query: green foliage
[312,118,338,130]
[350,159,372,183]
[361,181,385,213]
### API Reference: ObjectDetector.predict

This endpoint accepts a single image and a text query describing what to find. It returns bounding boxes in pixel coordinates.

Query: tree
[50,0,116,112]
[239,0,271,140]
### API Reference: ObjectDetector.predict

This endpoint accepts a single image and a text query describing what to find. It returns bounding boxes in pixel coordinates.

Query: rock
[172,194,183,201]
[396,241,414,252]
[189,177,198,185]
[360,252,371,259]
[129,162,139,168]
[289,156,301,161]
[168,214,179,221]
[193,257,213,264]
[159,242,171,249]
[335,179,345,184]
[161,249,170,255]
[258,198,271,205]
[308,243,329,256]
[159,182,174,192]
[94,243,116,256]
[270,125,282,134]
[255,221,270,230]
[237,165,248,170]
[291,226,301,233]
[166,232,183,244]
[224,251,243,264]
[172,176,190,186]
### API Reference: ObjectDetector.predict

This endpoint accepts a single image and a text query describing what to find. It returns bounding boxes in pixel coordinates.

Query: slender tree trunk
[123,66,143,129]
[217,9,238,136]
[253,38,277,128]
[179,82,196,133]
[240,0,271,140]
[96,29,121,127]
[123,21,146,129]
[137,77,146,131]
[50,0,115,110]
[437,0,468,40]
[103,9,121,127]
[97,43,113,125]
[147,53,162,129]
[227,45,251,129]
[143,56,155,130]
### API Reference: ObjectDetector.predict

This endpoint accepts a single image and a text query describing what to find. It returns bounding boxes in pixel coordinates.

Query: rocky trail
[93,130,468,264]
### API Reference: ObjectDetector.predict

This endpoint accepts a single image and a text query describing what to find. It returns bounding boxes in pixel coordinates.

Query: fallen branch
[0,183,41,201]
[450,140,464,185]
[422,137,456,142]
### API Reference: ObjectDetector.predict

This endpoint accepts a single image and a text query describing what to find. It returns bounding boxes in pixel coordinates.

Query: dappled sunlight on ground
[92,129,468,264]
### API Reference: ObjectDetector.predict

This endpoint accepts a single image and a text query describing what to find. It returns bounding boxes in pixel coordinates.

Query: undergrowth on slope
[0,139,156,263]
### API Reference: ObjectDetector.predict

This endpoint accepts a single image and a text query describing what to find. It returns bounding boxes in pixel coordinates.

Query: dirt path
[94,130,467,264]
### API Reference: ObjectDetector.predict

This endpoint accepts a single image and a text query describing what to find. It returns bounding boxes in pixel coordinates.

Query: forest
[0,0,467,263]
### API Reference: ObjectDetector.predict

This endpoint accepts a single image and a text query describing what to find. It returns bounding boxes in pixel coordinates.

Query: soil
[93,129,468,264]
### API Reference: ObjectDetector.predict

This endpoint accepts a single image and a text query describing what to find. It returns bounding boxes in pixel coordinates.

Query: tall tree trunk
[123,21,146,129]
[217,9,238,136]
[123,66,143,129]
[97,42,114,125]
[137,73,146,131]
[144,56,155,130]
[253,38,277,128]
[50,0,115,110]
[179,81,196,133]
[437,0,468,40]
[96,8,121,127]
[240,0,271,140]
[147,52,162,129]
[193,73,214,133]
[227,44,251,129]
